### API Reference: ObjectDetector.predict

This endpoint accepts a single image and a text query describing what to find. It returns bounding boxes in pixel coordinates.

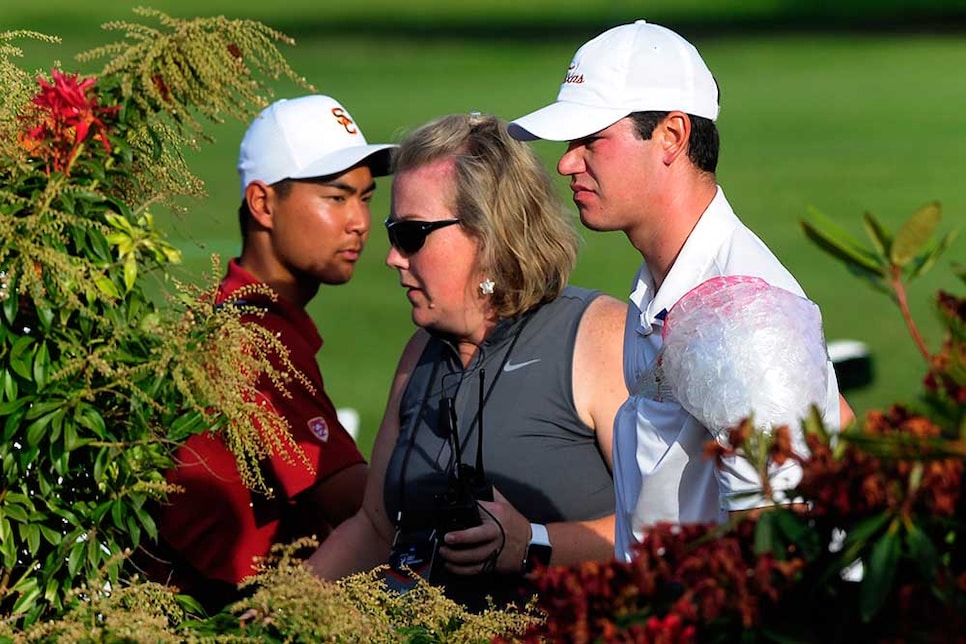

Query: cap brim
[508,101,631,142]
[290,143,397,180]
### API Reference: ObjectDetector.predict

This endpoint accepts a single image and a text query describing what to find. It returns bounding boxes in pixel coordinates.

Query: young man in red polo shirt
[148,95,394,611]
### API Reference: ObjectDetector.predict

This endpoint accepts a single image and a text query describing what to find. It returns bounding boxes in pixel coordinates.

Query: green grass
[5,3,965,454]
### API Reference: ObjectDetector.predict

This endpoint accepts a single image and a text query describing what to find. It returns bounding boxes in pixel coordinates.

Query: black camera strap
[394,309,535,528]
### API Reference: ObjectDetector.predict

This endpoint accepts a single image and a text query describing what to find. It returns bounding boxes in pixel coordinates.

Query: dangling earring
[479,278,495,296]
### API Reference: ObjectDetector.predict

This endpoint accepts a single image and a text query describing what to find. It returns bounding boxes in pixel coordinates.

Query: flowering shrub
[504,520,804,643]
[0,11,542,641]
[511,204,963,643]
[2,539,539,643]
[0,8,317,628]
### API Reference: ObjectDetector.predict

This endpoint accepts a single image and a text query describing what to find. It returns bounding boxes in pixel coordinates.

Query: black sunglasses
[385,218,461,255]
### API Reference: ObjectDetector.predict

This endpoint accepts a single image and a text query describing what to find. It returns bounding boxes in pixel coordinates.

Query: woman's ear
[244,181,275,230]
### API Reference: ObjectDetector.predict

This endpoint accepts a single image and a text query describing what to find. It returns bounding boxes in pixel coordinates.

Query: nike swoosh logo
[503,358,541,372]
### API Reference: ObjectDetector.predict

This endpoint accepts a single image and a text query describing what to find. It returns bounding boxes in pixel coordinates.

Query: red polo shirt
[156,259,365,589]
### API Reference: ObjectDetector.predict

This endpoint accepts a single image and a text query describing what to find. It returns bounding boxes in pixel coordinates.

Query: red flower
[20,69,119,175]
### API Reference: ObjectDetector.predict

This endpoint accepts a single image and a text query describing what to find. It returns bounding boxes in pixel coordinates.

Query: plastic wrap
[659,275,828,437]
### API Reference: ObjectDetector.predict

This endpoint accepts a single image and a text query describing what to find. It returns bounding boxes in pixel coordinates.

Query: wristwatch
[521,522,552,575]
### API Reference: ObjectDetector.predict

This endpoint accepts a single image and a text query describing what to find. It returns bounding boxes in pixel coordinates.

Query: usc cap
[238,94,395,196]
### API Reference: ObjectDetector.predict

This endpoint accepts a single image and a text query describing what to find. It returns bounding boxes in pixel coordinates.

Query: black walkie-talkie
[433,395,483,533]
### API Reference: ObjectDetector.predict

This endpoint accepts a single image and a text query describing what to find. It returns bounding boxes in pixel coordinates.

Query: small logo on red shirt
[308,416,329,442]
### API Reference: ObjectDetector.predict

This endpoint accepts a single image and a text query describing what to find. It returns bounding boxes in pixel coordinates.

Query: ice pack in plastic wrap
[659,275,829,438]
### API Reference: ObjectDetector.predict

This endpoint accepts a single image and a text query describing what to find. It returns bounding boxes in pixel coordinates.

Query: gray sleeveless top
[384,286,615,531]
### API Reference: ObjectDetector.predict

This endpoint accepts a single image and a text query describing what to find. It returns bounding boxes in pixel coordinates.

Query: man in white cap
[148,95,395,610]
[509,21,852,561]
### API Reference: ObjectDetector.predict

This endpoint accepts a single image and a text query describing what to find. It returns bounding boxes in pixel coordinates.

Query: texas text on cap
[237,94,396,197]
[509,20,719,142]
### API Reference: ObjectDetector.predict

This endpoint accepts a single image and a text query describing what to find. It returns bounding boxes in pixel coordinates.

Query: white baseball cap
[509,20,719,142]
[237,94,395,196]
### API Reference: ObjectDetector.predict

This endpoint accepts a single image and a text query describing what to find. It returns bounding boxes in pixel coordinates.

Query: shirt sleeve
[258,389,366,500]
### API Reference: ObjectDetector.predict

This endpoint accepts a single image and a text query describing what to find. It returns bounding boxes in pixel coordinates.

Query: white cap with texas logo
[509,20,719,142]
[237,94,395,197]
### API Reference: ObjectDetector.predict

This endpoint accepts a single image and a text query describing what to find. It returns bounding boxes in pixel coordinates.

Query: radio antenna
[441,396,464,482]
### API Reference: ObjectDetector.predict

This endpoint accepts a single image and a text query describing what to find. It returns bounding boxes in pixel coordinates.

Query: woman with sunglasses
[306,113,625,608]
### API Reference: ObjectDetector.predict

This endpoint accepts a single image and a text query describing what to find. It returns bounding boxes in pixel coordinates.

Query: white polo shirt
[613,187,842,561]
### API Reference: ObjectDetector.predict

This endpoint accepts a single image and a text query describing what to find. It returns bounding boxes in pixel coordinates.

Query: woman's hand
[437,487,530,576]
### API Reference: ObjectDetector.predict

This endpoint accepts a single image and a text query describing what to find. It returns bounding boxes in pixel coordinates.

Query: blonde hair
[392,113,579,318]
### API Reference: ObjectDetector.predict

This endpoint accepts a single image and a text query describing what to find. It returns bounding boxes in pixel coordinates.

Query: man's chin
[319,271,354,286]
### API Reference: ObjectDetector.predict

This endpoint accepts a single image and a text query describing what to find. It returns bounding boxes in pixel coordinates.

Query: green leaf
[860,522,901,622]
[162,245,183,264]
[39,524,63,547]
[0,396,29,416]
[67,540,85,577]
[34,305,55,333]
[126,515,142,546]
[76,404,107,439]
[861,211,891,260]
[1,285,19,325]
[5,491,32,506]
[800,209,885,276]
[23,522,40,554]
[25,399,64,420]
[169,410,208,441]
[63,418,80,452]
[753,511,776,555]
[111,498,126,529]
[10,577,40,615]
[25,409,58,448]
[134,503,158,542]
[49,407,66,443]
[845,512,893,549]
[92,500,113,522]
[123,252,138,292]
[891,201,941,266]
[907,229,959,281]
[44,577,61,602]
[93,274,120,299]
[3,502,28,523]
[104,211,135,235]
[8,335,35,380]
[93,447,110,483]
[774,509,821,557]
[51,446,70,478]
[0,519,15,567]
[31,341,51,389]
[1,368,18,402]
[106,232,135,255]
[904,521,938,582]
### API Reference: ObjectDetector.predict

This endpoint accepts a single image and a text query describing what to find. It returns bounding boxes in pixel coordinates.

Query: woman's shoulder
[559,284,600,302]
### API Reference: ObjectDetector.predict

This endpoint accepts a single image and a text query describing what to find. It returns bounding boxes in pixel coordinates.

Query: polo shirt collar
[219,258,323,352]
[629,186,738,336]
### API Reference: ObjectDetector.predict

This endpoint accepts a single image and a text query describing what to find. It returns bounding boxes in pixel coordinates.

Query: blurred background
[5,1,965,454]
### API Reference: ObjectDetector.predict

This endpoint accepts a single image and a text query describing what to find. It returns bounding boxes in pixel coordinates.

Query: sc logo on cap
[331,108,357,134]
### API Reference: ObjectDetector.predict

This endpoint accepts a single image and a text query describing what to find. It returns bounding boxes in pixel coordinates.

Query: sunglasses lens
[387,221,425,254]
[385,219,459,255]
